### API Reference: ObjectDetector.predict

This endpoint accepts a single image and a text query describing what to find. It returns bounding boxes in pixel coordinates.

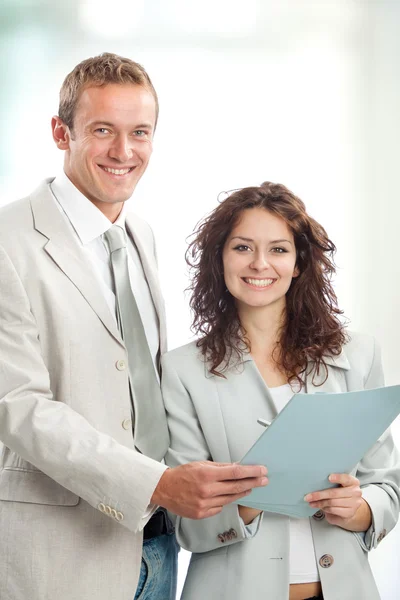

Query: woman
[162,182,400,600]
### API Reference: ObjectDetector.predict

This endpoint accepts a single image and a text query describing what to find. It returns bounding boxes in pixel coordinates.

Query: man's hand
[304,473,372,532]
[151,461,268,519]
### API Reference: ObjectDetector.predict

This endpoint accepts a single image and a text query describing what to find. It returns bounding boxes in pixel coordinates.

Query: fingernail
[304,494,312,502]
[261,477,268,485]
[261,466,268,476]
[329,475,336,482]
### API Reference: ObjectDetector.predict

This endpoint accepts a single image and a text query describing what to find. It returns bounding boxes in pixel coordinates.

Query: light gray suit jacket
[162,333,400,600]
[0,179,169,600]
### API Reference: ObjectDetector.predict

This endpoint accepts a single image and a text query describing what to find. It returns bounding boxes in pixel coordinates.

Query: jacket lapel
[125,215,167,355]
[30,179,123,347]
[305,350,350,394]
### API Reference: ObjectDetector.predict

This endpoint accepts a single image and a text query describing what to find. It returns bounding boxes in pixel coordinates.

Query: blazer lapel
[305,350,351,394]
[125,215,167,354]
[30,180,123,347]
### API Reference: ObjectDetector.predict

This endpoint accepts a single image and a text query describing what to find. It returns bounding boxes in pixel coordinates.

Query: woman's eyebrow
[230,236,293,245]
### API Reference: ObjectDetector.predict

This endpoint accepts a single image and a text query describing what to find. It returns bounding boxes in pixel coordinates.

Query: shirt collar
[51,171,127,245]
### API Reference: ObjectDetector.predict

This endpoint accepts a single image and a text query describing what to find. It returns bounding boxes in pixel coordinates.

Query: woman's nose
[249,254,270,270]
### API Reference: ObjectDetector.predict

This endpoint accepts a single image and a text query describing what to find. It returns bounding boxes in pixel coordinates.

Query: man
[0,53,267,600]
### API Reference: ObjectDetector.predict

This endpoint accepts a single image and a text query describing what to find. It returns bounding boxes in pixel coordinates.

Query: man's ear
[51,116,71,150]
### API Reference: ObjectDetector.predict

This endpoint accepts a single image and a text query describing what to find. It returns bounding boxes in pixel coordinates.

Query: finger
[212,476,269,498]
[305,485,361,503]
[309,497,361,510]
[328,473,360,487]
[211,463,268,480]
[322,505,361,518]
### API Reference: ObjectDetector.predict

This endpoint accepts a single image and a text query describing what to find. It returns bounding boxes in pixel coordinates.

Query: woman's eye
[233,245,250,252]
[271,247,287,253]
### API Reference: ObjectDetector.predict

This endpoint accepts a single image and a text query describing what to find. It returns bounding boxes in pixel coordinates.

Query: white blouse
[269,384,320,584]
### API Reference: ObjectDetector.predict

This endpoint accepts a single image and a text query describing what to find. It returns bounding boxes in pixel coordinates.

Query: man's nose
[109,136,134,162]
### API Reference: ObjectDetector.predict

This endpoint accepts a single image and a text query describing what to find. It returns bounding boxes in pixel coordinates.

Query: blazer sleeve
[0,244,166,533]
[353,338,400,551]
[162,351,262,554]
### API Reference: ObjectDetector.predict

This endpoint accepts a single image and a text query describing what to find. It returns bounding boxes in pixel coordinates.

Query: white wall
[0,1,399,598]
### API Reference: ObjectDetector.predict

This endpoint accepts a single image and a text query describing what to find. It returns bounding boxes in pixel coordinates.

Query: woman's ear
[293,265,300,278]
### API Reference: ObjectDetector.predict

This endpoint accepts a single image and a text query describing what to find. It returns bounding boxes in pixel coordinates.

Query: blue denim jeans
[134,532,179,600]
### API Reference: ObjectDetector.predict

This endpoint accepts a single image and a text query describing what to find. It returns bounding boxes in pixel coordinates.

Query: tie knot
[105,225,127,253]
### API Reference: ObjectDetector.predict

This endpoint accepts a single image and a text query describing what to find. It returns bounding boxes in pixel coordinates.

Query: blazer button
[116,359,126,371]
[319,554,334,568]
[228,528,238,538]
[98,503,106,513]
[105,505,112,516]
[122,418,132,430]
[111,508,118,519]
[217,534,226,543]
[377,529,387,543]
[116,511,124,521]
[312,510,325,521]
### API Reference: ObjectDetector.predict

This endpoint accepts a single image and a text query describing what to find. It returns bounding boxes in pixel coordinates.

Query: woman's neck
[238,301,285,357]
[238,302,288,387]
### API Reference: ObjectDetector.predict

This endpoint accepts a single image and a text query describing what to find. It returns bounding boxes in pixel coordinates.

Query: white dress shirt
[50,172,160,379]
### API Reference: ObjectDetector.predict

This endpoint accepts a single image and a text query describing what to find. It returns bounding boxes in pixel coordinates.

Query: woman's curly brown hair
[186,181,348,384]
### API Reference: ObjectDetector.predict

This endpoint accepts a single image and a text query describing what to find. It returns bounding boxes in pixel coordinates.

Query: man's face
[53,83,156,216]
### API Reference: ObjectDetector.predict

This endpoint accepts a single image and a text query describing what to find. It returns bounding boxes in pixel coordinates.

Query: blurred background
[0,0,399,597]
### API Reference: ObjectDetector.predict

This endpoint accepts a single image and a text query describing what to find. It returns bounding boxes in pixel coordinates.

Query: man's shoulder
[0,196,34,240]
[0,179,53,241]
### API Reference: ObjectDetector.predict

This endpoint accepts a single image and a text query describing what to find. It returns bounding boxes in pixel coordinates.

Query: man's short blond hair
[59,52,159,130]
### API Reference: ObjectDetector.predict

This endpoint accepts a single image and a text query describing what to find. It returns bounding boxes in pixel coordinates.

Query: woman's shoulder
[343,330,377,361]
[341,330,382,384]
[162,340,204,372]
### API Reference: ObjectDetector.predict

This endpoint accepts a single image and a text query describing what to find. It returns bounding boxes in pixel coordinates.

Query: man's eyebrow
[229,236,293,245]
[89,121,154,130]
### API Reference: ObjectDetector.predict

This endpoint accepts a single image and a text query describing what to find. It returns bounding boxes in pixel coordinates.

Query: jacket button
[116,359,126,371]
[377,529,387,543]
[105,505,112,516]
[111,508,118,519]
[116,511,124,521]
[122,418,132,430]
[98,503,106,513]
[312,510,325,521]
[217,534,225,543]
[319,554,334,568]
[228,528,238,538]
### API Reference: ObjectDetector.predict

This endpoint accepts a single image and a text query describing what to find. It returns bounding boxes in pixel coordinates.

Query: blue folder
[237,385,400,518]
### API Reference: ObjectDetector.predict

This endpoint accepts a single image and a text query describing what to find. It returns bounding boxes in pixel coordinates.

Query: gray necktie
[105,225,168,460]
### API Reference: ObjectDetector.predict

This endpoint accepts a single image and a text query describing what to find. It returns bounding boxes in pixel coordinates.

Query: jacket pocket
[0,468,80,506]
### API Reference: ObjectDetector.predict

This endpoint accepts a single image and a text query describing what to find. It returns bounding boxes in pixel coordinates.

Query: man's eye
[134,130,146,137]
[95,128,109,134]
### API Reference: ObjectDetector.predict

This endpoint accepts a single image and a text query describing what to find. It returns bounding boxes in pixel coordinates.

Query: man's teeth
[244,278,274,287]
[103,167,131,175]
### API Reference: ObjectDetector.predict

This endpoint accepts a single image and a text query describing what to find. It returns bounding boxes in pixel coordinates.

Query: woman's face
[222,207,298,314]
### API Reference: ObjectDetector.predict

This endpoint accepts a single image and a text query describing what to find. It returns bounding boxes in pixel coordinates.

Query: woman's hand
[238,505,263,525]
[304,473,372,532]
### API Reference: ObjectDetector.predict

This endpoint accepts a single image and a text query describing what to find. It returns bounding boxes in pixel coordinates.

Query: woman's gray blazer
[162,332,400,600]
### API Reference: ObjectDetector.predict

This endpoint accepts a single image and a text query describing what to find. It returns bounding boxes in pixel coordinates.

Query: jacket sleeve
[353,337,400,551]
[162,351,262,553]
[0,244,166,533]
